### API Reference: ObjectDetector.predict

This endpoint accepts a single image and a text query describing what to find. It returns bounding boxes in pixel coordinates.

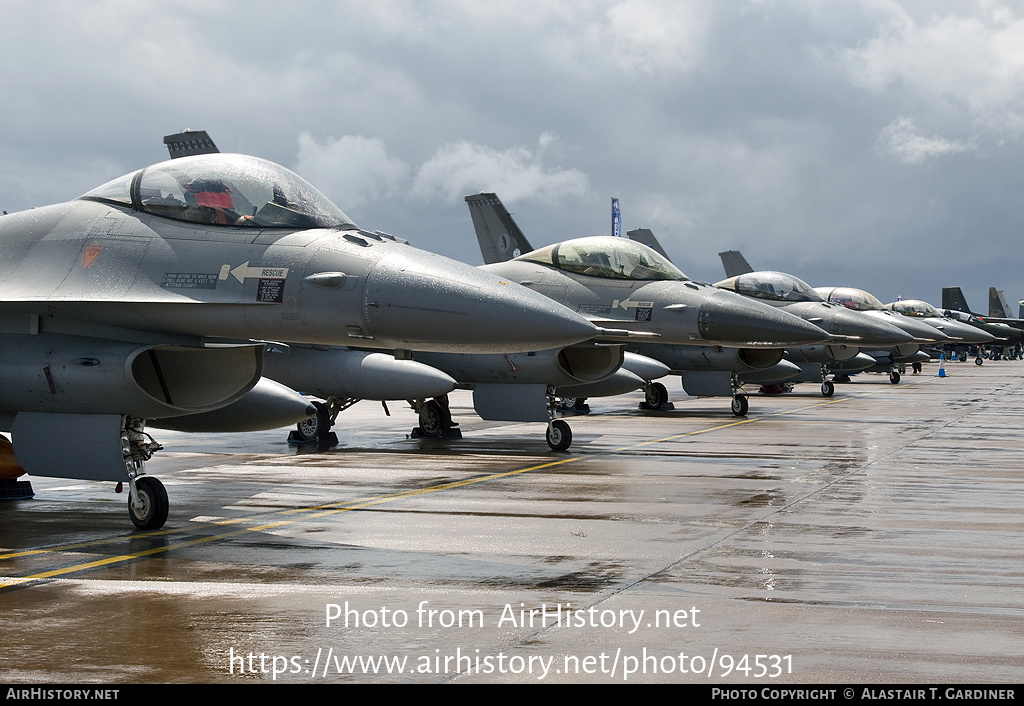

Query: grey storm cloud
[2,0,1024,309]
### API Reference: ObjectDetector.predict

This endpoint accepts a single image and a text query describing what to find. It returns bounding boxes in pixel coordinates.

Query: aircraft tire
[418,400,444,436]
[645,382,669,408]
[546,419,572,451]
[889,371,901,384]
[557,397,578,411]
[975,357,983,366]
[821,380,835,397]
[128,476,169,530]
[294,401,329,442]
[731,395,748,416]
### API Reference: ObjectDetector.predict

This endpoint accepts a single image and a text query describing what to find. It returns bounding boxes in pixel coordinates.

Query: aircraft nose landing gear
[546,419,572,451]
[122,420,167,530]
[128,475,168,530]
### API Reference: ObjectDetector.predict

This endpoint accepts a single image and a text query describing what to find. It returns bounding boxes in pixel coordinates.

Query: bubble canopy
[816,287,886,311]
[80,153,356,230]
[886,299,944,317]
[517,236,688,281]
[715,272,822,303]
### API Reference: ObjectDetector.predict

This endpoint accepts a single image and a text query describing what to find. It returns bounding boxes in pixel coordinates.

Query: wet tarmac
[1,361,1022,683]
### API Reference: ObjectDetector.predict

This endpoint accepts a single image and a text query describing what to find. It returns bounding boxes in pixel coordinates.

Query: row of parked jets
[0,131,1015,530]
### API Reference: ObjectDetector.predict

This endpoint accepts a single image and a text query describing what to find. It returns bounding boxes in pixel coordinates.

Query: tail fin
[942,286,972,314]
[626,228,673,262]
[465,193,535,264]
[989,287,1012,318]
[164,130,219,159]
[719,250,754,278]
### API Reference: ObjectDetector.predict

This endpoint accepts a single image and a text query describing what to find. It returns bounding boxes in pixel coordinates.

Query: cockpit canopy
[815,287,885,311]
[886,299,943,317]
[80,153,356,230]
[715,272,823,303]
[517,236,688,281]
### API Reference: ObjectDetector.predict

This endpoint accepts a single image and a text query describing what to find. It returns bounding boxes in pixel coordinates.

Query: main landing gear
[410,395,462,439]
[289,397,358,444]
[642,381,670,409]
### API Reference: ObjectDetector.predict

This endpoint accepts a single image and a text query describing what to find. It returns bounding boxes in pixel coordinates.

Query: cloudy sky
[2,0,1023,312]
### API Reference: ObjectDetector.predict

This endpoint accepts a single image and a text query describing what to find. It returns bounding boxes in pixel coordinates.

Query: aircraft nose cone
[865,310,950,342]
[697,291,829,346]
[828,308,915,345]
[363,251,598,353]
[929,318,998,344]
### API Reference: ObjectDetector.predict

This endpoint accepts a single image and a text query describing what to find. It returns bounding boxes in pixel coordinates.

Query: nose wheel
[730,395,749,416]
[546,419,572,451]
[128,476,168,530]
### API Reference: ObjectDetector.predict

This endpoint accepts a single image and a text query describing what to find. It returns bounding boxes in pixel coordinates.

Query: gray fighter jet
[158,134,656,453]
[813,286,948,382]
[941,286,1023,353]
[0,149,610,529]
[464,193,830,423]
[885,298,998,364]
[715,252,916,396]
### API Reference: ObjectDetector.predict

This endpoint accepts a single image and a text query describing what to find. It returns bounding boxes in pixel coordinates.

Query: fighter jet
[0,149,611,529]
[619,231,805,410]
[989,288,1019,321]
[813,287,949,382]
[463,193,830,423]
[941,286,1024,351]
[157,134,658,453]
[714,252,917,395]
[886,298,999,363]
[986,288,1024,359]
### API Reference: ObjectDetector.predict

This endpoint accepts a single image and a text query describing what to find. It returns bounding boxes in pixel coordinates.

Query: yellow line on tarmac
[1,378,932,586]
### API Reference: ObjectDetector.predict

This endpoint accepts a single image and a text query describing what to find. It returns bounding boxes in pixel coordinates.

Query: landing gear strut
[128,476,168,530]
[642,381,669,409]
[289,397,357,444]
[122,419,166,530]
[730,372,748,416]
[410,395,462,439]
[546,386,572,451]
[820,364,835,397]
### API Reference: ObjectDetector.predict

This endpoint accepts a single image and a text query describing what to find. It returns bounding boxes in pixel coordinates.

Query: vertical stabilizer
[465,193,535,264]
[164,130,219,159]
[942,287,972,314]
[989,288,1012,318]
[719,250,754,278]
[626,228,672,262]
